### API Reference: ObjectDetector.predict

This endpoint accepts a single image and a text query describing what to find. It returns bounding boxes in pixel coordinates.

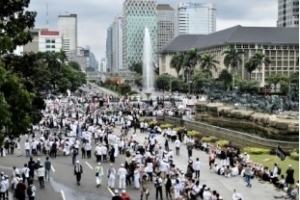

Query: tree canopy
[0,0,86,142]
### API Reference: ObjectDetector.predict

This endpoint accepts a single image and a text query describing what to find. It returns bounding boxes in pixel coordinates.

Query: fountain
[143,27,154,100]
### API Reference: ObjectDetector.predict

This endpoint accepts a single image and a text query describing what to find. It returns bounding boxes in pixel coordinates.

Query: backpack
[73,149,78,157]
[278,167,282,175]
[27,186,33,196]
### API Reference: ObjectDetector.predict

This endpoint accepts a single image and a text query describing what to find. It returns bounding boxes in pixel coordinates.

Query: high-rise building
[177,2,216,35]
[23,29,62,53]
[100,58,107,72]
[38,30,62,52]
[106,25,114,73]
[58,13,77,53]
[157,4,175,52]
[23,29,41,53]
[122,0,157,69]
[114,16,123,71]
[277,0,299,27]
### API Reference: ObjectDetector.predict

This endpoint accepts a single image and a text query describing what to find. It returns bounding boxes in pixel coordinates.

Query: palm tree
[200,53,219,77]
[244,61,256,80]
[222,45,245,89]
[247,52,271,85]
[170,52,184,77]
[218,69,232,90]
[183,48,201,94]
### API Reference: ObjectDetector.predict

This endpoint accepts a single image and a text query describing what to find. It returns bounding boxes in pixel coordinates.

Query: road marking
[61,190,66,200]
[107,187,114,196]
[85,161,93,170]
[51,165,55,172]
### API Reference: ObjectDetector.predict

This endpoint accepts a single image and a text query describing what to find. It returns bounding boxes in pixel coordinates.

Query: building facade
[122,0,157,69]
[58,13,78,53]
[159,26,299,87]
[106,25,114,73]
[277,0,299,27]
[157,4,175,52]
[177,2,216,35]
[68,47,89,72]
[38,30,62,52]
[111,16,123,72]
[23,29,41,53]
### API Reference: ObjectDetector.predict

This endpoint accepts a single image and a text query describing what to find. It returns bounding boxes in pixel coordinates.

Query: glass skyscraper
[122,0,157,69]
[177,2,216,35]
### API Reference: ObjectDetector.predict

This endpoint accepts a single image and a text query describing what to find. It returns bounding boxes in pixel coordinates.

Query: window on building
[45,39,51,43]
[263,45,269,49]
[51,40,55,43]
[243,44,248,49]
[46,45,50,48]
[236,44,241,49]
[51,45,55,48]
[282,46,287,50]
[249,44,255,49]
[270,46,275,50]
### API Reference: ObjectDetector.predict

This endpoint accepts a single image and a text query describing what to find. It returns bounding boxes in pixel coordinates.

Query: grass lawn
[250,154,299,181]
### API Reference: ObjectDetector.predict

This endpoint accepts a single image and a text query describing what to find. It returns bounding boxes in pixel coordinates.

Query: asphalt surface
[0,85,286,200]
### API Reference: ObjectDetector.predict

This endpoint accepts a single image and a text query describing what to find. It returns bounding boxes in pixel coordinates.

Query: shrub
[290,152,299,161]
[173,127,183,132]
[201,136,219,143]
[194,133,204,140]
[187,130,198,138]
[139,118,145,122]
[243,147,270,155]
[160,123,173,129]
[216,140,229,147]
[223,142,242,150]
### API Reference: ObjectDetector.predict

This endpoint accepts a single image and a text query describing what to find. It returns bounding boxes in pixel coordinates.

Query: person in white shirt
[174,179,183,200]
[107,164,116,189]
[37,164,45,188]
[133,166,140,189]
[0,177,7,199]
[232,189,243,200]
[28,180,37,200]
[118,163,127,190]
[95,144,102,162]
[12,166,20,178]
[194,158,201,179]
[203,187,212,200]
[101,145,108,162]
[95,163,104,187]
[24,140,31,157]
[174,138,181,155]
[22,164,30,185]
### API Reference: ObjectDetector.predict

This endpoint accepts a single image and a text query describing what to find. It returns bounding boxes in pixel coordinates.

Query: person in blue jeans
[71,147,78,165]
[244,164,252,187]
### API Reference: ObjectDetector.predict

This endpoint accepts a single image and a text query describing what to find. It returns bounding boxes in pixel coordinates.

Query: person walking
[107,164,116,189]
[164,174,172,200]
[118,163,127,190]
[194,158,201,179]
[71,147,78,166]
[154,173,163,200]
[24,140,31,157]
[44,157,51,182]
[16,178,26,200]
[286,164,295,187]
[244,164,252,187]
[74,160,83,186]
[174,138,181,156]
[37,164,45,188]
[95,163,104,187]
[27,180,36,200]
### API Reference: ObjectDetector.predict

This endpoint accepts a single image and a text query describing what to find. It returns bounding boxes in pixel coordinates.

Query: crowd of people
[0,85,298,200]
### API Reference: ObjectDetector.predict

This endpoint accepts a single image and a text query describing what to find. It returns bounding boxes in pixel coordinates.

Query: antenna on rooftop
[46,3,49,29]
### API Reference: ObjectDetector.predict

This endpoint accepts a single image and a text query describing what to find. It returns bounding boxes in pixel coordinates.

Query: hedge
[243,147,270,155]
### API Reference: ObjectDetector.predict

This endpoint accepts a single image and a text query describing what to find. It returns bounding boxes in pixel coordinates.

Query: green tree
[200,53,219,76]
[222,45,245,88]
[247,52,271,82]
[170,52,184,77]
[68,61,81,71]
[192,70,212,93]
[134,74,143,88]
[0,0,37,55]
[218,69,233,90]
[155,73,173,91]
[129,62,142,75]
[244,61,256,80]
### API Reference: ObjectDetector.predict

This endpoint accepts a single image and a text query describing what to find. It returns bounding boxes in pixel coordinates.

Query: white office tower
[177,2,216,35]
[58,13,78,53]
[277,0,299,27]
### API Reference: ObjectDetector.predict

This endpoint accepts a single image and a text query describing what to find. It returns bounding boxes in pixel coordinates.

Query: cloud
[28,0,278,62]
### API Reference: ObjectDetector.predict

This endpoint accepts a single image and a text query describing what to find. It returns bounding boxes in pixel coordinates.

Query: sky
[28,0,278,62]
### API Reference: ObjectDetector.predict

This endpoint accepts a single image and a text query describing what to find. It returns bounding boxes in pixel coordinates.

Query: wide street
[0,86,286,200]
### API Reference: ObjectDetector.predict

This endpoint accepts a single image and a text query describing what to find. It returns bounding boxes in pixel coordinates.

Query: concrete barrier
[164,116,299,149]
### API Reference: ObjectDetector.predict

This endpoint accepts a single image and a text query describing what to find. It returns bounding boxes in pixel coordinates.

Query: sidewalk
[131,130,284,200]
